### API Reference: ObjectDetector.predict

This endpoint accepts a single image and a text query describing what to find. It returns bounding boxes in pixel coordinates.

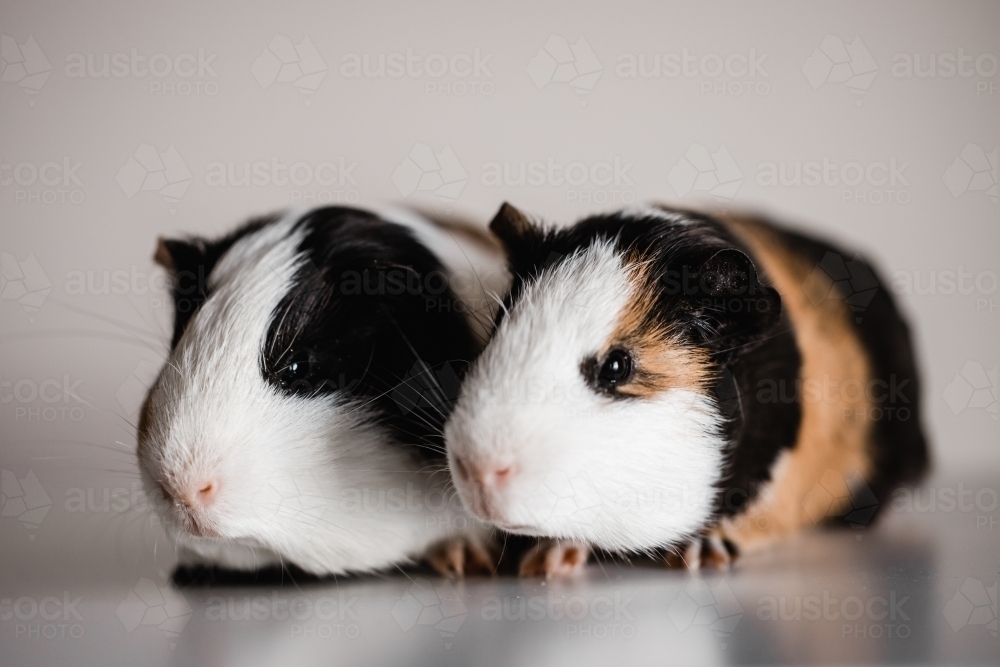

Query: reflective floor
[3,477,997,667]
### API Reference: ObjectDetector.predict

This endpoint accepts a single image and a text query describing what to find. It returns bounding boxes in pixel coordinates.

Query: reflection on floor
[2,479,997,667]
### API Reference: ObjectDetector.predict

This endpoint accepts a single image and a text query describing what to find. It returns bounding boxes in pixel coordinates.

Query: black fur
[258,207,478,463]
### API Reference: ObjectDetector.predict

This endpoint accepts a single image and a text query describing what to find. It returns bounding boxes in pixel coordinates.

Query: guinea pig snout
[454,455,516,490]
[159,475,223,536]
[451,454,518,520]
[180,479,219,508]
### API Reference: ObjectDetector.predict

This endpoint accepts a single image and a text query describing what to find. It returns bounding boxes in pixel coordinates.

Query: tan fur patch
[606,259,713,398]
[714,215,874,552]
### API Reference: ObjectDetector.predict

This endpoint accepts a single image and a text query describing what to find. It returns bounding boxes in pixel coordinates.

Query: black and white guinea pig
[137,205,507,579]
[445,203,928,576]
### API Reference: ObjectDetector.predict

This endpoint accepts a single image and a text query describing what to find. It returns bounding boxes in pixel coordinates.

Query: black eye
[274,352,320,392]
[597,349,633,390]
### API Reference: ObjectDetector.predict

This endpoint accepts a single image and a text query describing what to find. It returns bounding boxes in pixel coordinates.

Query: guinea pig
[137,205,507,580]
[444,203,928,576]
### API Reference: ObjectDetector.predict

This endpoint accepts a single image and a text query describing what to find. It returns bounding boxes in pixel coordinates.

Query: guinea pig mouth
[495,523,536,534]
[168,505,222,539]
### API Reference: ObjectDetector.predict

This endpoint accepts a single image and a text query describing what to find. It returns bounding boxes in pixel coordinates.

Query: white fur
[445,240,727,552]
[140,209,479,575]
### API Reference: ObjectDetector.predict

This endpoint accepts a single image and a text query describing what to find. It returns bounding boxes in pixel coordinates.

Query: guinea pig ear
[686,248,782,351]
[154,236,213,349]
[153,237,207,276]
[489,202,538,252]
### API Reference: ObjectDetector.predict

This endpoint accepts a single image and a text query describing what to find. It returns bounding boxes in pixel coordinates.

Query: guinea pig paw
[518,540,590,578]
[665,534,739,572]
[427,535,495,578]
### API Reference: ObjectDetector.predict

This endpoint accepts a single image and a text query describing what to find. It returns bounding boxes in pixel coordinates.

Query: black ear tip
[153,237,176,271]
[154,237,208,275]
[489,202,534,242]
[489,201,516,226]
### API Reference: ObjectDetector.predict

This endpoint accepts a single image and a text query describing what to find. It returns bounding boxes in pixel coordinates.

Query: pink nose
[454,456,516,491]
[166,480,219,509]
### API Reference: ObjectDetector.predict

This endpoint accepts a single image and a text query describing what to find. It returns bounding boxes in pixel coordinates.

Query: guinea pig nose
[477,463,518,490]
[184,480,219,508]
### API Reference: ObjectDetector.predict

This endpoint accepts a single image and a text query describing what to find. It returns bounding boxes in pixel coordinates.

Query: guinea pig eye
[274,352,320,392]
[597,349,633,390]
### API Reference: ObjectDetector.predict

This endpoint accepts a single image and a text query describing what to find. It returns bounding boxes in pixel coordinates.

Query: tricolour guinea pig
[445,203,928,576]
[138,205,507,580]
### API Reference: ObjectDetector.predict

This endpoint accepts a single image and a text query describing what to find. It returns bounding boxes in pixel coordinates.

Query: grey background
[1,1,997,665]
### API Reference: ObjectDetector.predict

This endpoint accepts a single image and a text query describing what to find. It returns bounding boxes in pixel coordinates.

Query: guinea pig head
[138,208,476,574]
[445,204,781,552]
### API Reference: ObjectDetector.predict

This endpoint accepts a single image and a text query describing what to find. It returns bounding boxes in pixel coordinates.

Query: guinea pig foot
[518,539,590,578]
[427,535,495,578]
[665,534,739,571]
